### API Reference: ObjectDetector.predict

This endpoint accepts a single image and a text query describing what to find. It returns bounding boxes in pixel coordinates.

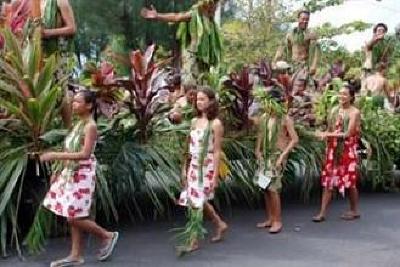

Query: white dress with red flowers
[178,126,215,209]
[43,121,96,218]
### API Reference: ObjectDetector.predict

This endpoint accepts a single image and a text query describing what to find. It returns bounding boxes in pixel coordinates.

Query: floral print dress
[321,113,359,196]
[178,124,215,209]
[43,121,97,218]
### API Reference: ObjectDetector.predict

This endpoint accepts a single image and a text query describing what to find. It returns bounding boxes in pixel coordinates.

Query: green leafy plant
[0,28,62,255]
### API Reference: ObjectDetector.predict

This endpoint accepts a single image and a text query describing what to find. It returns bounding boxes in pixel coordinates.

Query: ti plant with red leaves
[119,44,171,142]
[223,66,255,130]
[257,59,273,87]
[80,61,123,119]
[0,0,33,48]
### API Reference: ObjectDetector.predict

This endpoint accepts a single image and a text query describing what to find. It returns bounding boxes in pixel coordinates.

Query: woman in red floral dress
[312,84,361,222]
[41,90,118,267]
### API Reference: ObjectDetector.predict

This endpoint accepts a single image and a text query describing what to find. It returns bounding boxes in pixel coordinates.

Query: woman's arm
[41,122,97,161]
[42,0,76,38]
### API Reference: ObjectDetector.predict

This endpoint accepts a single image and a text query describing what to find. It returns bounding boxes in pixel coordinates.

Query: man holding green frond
[363,23,396,72]
[141,0,222,85]
[254,88,298,234]
[274,10,319,93]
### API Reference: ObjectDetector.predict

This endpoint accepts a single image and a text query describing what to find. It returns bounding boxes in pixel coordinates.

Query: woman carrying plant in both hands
[313,83,361,223]
[40,90,118,267]
[255,88,298,234]
[177,86,228,254]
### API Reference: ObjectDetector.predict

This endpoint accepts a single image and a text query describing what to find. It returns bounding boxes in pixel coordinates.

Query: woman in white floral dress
[41,90,118,267]
[178,86,228,252]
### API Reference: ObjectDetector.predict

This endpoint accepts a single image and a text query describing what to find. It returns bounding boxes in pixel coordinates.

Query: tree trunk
[214,1,222,26]
[265,0,274,35]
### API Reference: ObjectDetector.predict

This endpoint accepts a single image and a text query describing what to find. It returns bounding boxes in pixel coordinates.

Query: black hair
[183,83,197,93]
[170,73,181,87]
[343,83,357,104]
[195,86,219,120]
[373,23,388,33]
[78,89,98,121]
[298,10,310,18]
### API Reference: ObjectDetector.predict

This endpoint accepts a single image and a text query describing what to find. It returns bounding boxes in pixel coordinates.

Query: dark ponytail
[79,89,98,121]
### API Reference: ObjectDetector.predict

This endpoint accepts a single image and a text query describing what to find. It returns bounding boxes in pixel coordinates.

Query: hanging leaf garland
[176,3,223,69]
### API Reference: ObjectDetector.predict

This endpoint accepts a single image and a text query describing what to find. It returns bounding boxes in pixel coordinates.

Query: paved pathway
[2,194,399,267]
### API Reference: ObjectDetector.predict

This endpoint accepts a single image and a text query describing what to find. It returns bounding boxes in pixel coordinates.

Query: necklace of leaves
[197,120,212,186]
[261,114,282,171]
[329,107,350,166]
[293,27,307,46]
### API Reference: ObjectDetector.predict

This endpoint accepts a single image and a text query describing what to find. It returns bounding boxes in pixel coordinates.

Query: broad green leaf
[0,157,26,216]
[2,29,23,68]
[0,80,24,99]
[36,56,57,96]
[26,98,42,127]
[0,98,33,128]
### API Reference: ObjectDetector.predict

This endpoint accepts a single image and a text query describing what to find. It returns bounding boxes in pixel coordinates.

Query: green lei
[182,105,195,121]
[328,107,350,166]
[65,121,85,165]
[50,120,85,174]
[260,113,282,169]
[176,7,223,68]
[289,27,319,66]
[196,121,212,186]
[292,27,306,45]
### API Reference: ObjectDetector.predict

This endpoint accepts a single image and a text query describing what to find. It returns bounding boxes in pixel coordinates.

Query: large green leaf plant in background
[0,28,63,256]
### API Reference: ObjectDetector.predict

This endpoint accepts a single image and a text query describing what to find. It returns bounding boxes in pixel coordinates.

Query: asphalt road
[2,193,400,267]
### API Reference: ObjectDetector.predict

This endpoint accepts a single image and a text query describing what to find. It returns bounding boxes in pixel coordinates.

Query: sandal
[256,221,272,228]
[340,212,361,221]
[97,232,119,262]
[269,223,283,234]
[50,257,84,267]
[312,215,326,223]
[269,227,283,234]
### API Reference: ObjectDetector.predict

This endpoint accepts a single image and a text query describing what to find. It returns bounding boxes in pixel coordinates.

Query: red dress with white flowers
[43,121,96,218]
[178,126,215,209]
[321,113,359,196]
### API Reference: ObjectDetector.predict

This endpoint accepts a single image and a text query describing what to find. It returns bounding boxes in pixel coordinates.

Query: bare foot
[176,241,199,257]
[256,220,272,228]
[211,222,228,243]
[269,222,283,234]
